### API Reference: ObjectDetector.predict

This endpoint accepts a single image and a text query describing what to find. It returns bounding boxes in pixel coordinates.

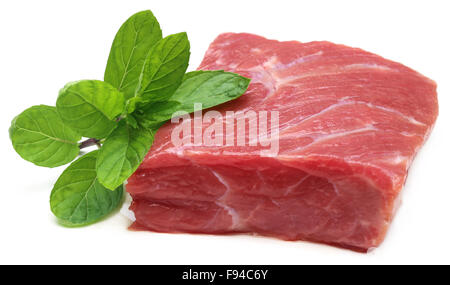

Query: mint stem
[79,138,101,149]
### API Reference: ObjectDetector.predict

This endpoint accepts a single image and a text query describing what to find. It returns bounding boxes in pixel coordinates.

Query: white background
[1,0,449,265]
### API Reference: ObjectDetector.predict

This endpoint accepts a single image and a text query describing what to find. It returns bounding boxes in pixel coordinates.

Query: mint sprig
[9,10,250,226]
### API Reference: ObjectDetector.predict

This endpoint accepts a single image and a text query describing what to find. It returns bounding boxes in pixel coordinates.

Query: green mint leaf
[104,10,162,100]
[136,70,250,128]
[171,70,251,112]
[96,121,155,190]
[135,32,190,104]
[50,151,124,226]
[56,80,125,139]
[135,100,181,129]
[9,105,81,168]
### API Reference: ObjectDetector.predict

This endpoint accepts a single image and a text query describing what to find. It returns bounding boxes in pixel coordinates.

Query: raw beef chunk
[126,33,438,252]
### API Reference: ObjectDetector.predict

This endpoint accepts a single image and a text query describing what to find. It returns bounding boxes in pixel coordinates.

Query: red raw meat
[126,33,438,252]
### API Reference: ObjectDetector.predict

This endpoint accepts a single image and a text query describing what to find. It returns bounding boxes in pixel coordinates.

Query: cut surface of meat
[126,33,438,252]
